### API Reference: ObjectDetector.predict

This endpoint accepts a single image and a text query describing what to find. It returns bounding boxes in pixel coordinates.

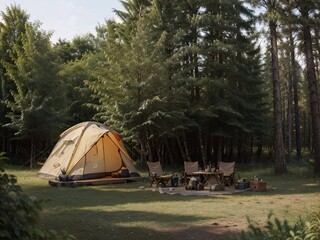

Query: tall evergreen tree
[0,4,29,153]
[278,5,302,161]
[280,0,320,174]
[290,31,302,161]
[87,0,267,167]
[3,22,68,167]
[295,0,320,175]
[198,0,266,164]
[250,0,287,173]
[54,35,98,125]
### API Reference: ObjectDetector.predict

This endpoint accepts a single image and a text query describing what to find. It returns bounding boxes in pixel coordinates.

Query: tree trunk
[301,8,320,176]
[0,74,8,153]
[217,137,222,164]
[182,131,192,162]
[149,135,160,163]
[140,140,148,164]
[177,136,187,162]
[287,61,293,161]
[146,139,153,162]
[314,29,320,78]
[198,128,208,168]
[164,137,175,167]
[29,136,34,169]
[290,32,302,161]
[269,19,287,174]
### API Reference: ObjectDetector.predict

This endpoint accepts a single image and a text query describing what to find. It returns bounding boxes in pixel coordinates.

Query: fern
[234,212,320,240]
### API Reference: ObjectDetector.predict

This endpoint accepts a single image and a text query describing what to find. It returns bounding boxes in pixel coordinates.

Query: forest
[0,0,320,176]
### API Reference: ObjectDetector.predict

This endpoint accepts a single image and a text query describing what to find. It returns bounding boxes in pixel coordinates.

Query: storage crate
[250,181,267,192]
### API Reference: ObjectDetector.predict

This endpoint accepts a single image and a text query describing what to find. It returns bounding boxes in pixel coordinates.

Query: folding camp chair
[183,161,199,186]
[218,161,235,186]
[147,161,173,187]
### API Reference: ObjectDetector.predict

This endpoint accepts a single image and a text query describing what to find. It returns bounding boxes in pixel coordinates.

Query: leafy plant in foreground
[234,212,320,240]
[0,152,76,240]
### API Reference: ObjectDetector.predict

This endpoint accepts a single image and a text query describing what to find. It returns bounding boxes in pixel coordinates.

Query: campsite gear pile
[38,121,139,181]
[112,167,130,178]
[186,177,204,190]
[210,184,225,191]
[185,176,226,191]
[249,180,267,192]
[171,175,179,187]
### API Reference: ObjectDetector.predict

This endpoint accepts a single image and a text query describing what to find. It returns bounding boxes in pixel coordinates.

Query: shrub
[0,152,76,240]
[234,212,320,240]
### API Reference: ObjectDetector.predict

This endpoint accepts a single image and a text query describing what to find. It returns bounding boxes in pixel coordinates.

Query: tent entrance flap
[83,138,106,176]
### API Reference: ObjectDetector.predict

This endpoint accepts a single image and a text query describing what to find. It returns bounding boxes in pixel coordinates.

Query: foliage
[0,152,76,240]
[234,212,320,240]
[1,1,320,172]
[54,34,97,63]
[0,4,30,157]
[6,162,320,240]
[85,0,268,166]
[2,20,68,165]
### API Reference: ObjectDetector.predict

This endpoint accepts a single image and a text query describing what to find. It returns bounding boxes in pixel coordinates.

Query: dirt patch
[169,221,244,240]
[158,186,248,196]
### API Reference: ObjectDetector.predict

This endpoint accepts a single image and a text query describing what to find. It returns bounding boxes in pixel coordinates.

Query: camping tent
[38,121,138,180]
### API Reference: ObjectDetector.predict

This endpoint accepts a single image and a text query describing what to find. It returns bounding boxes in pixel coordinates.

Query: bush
[0,152,76,240]
[234,212,320,240]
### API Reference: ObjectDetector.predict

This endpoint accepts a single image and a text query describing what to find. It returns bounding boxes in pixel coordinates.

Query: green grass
[5,163,320,240]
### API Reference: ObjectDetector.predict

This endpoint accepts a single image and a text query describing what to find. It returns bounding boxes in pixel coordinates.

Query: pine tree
[197,0,266,164]
[54,35,98,125]
[88,0,268,168]
[3,22,68,167]
[250,0,287,173]
[296,0,320,176]
[0,4,29,153]
[278,4,302,161]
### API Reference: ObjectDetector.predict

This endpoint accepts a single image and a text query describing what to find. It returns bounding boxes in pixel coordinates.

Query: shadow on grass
[9,167,320,240]
[25,182,231,207]
[26,178,319,239]
[42,208,241,240]
[22,175,320,209]
[24,182,243,239]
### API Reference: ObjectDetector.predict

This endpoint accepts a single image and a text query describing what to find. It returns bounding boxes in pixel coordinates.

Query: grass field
[6,162,320,240]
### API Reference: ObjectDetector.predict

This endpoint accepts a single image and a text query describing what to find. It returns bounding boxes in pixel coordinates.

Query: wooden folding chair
[183,161,199,186]
[147,161,173,187]
[218,161,235,186]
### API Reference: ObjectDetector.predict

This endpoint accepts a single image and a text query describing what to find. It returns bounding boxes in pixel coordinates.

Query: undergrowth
[0,152,76,240]
[234,212,320,240]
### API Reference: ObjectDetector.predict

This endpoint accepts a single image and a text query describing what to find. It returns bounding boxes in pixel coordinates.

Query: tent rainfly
[38,121,138,180]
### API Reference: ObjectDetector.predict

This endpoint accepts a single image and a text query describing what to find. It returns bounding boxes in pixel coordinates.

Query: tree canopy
[0,1,320,175]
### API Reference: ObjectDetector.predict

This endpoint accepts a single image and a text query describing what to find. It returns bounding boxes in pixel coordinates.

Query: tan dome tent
[38,121,138,181]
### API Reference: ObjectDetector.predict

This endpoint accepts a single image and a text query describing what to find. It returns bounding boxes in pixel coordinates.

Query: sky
[0,0,124,43]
